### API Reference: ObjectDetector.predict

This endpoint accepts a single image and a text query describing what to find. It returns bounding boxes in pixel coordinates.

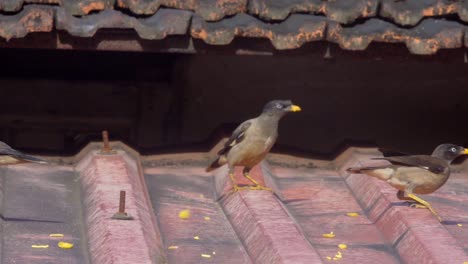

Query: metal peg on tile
[111,190,133,220]
[100,130,117,155]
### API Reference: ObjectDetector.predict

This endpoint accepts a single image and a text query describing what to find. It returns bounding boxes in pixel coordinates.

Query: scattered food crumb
[212,251,216,255]
[326,256,332,260]
[346,212,359,217]
[49,234,64,237]
[179,209,191,219]
[58,241,74,249]
[457,224,463,227]
[168,246,178,250]
[333,257,339,260]
[322,232,335,238]
[194,236,200,240]
[335,251,342,259]
[338,244,347,250]
[201,254,211,258]
[204,216,211,221]
[31,245,49,249]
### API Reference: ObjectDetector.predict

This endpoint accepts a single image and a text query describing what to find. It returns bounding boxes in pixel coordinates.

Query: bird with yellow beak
[348,143,468,222]
[206,100,301,192]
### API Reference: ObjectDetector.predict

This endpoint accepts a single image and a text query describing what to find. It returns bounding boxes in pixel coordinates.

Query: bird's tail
[347,166,382,173]
[205,156,227,172]
[15,153,48,164]
[346,167,363,173]
[346,168,362,173]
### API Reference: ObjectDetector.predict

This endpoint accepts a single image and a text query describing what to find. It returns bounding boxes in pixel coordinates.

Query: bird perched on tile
[347,143,468,222]
[0,141,47,165]
[206,100,301,192]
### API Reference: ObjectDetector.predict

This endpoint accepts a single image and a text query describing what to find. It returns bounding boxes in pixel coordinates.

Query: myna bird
[206,100,301,192]
[0,141,47,165]
[347,143,468,222]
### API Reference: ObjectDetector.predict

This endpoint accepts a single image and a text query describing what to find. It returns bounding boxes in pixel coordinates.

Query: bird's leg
[228,167,242,192]
[396,190,426,208]
[406,192,442,222]
[243,168,272,191]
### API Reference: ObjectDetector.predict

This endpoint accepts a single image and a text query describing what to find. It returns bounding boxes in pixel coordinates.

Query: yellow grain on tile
[346,212,359,217]
[322,232,335,238]
[49,234,64,237]
[201,254,211,258]
[178,209,191,219]
[31,245,49,249]
[168,246,178,250]
[338,244,347,250]
[57,241,74,249]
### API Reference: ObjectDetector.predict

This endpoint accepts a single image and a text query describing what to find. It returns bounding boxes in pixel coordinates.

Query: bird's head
[262,100,301,117]
[431,143,468,162]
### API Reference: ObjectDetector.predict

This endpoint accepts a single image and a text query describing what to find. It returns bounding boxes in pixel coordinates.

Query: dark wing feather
[372,155,447,174]
[378,147,411,157]
[218,121,252,155]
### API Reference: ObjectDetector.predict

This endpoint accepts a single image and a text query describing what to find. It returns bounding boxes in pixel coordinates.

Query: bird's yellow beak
[462,148,468,155]
[289,105,302,112]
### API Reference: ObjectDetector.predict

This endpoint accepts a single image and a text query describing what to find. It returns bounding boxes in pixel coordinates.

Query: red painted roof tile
[3,143,468,263]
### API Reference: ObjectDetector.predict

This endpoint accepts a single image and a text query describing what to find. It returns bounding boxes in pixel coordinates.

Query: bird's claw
[406,202,443,222]
[230,184,272,193]
[408,202,427,209]
[231,185,248,193]
[248,185,273,191]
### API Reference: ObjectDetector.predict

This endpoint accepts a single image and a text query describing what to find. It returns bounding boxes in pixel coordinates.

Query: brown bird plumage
[206,100,301,192]
[0,141,47,165]
[347,143,468,222]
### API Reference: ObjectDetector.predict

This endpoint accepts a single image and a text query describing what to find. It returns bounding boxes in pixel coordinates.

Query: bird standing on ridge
[206,100,301,192]
[347,143,468,222]
[0,141,47,165]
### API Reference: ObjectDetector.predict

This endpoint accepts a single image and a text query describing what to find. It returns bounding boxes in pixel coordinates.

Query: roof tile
[63,0,115,15]
[248,0,378,24]
[191,13,327,49]
[327,18,464,55]
[0,5,53,41]
[380,0,468,26]
[56,8,192,39]
[116,0,246,21]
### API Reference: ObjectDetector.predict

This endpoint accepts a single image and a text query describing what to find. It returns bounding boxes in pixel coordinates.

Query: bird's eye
[276,104,282,109]
[451,147,457,152]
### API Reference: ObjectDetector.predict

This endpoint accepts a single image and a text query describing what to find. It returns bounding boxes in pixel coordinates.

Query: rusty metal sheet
[191,13,327,50]
[327,18,464,55]
[116,0,246,21]
[56,8,192,39]
[380,0,468,26]
[248,0,378,23]
[0,5,53,41]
